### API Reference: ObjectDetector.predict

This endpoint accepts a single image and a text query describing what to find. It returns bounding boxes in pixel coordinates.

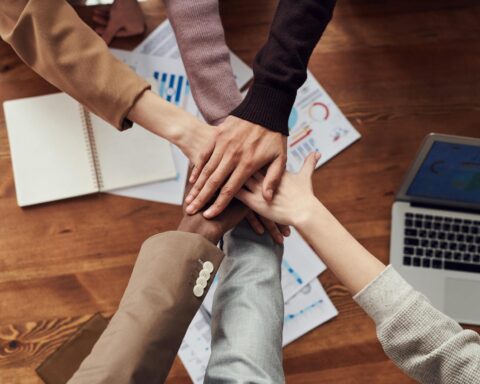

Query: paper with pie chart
[287,71,361,173]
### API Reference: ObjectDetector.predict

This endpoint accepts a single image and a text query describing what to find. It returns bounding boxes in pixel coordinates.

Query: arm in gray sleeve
[354,266,480,384]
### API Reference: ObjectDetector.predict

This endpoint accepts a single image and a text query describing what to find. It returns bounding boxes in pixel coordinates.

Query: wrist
[177,216,221,245]
[293,199,329,233]
[128,90,190,145]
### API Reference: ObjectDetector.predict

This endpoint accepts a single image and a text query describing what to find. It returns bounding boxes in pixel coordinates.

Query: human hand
[236,152,321,227]
[185,116,288,219]
[93,0,145,45]
[178,186,249,245]
[245,212,290,244]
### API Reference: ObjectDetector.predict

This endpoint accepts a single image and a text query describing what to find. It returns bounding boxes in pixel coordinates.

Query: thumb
[101,20,122,45]
[262,156,286,201]
[300,152,321,178]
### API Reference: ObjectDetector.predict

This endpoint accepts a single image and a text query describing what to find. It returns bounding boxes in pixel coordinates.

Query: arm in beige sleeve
[0,0,150,130]
[354,266,480,384]
[164,0,242,125]
[68,231,224,384]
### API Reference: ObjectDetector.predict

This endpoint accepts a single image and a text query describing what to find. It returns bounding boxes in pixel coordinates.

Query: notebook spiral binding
[79,105,104,191]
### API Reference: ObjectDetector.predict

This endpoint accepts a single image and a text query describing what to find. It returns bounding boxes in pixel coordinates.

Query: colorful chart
[153,71,191,109]
[284,299,324,322]
[308,102,330,121]
[282,259,304,285]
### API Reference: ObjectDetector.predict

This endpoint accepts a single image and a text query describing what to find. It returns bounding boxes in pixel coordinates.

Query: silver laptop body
[390,133,480,325]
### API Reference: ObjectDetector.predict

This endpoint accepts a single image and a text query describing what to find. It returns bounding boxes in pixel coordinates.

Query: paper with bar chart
[287,71,361,173]
[283,279,338,345]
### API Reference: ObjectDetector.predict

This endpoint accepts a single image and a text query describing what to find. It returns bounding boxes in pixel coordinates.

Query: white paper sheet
[179,278,337,383]
[177,311,212,384]
[201,228,326,314]
[283,278,338,346]
[287,71,361,172]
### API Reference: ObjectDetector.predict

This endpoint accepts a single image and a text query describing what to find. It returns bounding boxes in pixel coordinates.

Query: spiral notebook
[4,93,176,207]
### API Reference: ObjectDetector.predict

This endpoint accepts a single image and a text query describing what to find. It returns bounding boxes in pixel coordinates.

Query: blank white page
[89,114,176,191]
[4,94,96,207]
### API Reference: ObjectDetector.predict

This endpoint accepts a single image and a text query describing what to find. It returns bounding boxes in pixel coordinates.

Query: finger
[260,216,284,244]
[246,212,265,235]
[278,223,291,237]
[244,177,262,193]
[185,150,222,204]
[101,21,122,45]
[92,13,109,26]
[187,158,235,215]
[252,172,265,183]
[203,164,252,218]
[235,188,258,210]
[189,150,211,185]
[262,156,286,201]
[300,152,321,178]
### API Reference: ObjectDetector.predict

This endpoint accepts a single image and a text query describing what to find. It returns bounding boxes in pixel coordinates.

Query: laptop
[390,133,480,325]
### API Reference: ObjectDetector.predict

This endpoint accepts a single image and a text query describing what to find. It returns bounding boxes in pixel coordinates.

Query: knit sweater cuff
[353,265,414,325]
[230,83,295,136]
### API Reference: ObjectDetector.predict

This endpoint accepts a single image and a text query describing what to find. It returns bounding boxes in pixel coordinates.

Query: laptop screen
[407,141,480,205]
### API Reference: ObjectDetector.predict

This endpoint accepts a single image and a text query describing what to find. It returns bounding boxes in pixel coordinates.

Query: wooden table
[1,1,479,382]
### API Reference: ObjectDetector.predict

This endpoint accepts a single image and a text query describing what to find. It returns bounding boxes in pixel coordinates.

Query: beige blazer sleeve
[68,231,224,384]
[0,0,150,130]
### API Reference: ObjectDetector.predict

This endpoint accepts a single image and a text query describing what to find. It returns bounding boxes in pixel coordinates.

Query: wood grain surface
[1,0,479,383]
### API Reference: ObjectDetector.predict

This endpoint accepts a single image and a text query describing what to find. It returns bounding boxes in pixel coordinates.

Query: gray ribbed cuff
[354,265,414,324]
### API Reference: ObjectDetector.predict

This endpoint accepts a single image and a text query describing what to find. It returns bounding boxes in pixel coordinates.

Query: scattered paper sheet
[133,19,253,90]
[201,228,326,314]
[283,278,338,346]
[287,71,361,172]
[177,311,212,384]
[179,277,337,383]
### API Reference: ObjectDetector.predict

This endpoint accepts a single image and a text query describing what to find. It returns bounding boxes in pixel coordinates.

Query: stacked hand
[184,116,290,243]
[236,152,321,227]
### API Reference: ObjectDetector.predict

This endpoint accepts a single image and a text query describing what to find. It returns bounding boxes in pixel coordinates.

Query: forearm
[231,0,336,134]
[0,0,149,130]
[128,90,199,147]
[206,221,284,382]
[354,267,480,383]
[164,0,242,124]
[295,201,385,295]
[69,232,224,383]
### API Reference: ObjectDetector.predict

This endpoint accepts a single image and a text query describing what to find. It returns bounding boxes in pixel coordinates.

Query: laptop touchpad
[444,278,480,323]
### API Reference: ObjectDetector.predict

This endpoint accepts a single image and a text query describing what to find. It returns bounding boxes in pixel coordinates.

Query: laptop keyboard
[402,213,480,273]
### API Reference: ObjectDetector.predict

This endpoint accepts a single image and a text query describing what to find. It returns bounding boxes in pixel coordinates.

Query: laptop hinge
[410,202,480,215]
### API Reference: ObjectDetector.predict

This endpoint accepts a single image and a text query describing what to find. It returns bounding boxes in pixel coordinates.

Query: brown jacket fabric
[67,231,223,384]
[0,0,150,130]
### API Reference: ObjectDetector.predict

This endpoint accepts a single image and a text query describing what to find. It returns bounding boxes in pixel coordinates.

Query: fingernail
[284,228,291,236]
[203,208,214,218]
[186,204,195,214]
[257,227,265,235]
[185,195,193,204]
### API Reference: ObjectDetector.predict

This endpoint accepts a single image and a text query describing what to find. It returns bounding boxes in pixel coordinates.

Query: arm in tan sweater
[0,0,149,130]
